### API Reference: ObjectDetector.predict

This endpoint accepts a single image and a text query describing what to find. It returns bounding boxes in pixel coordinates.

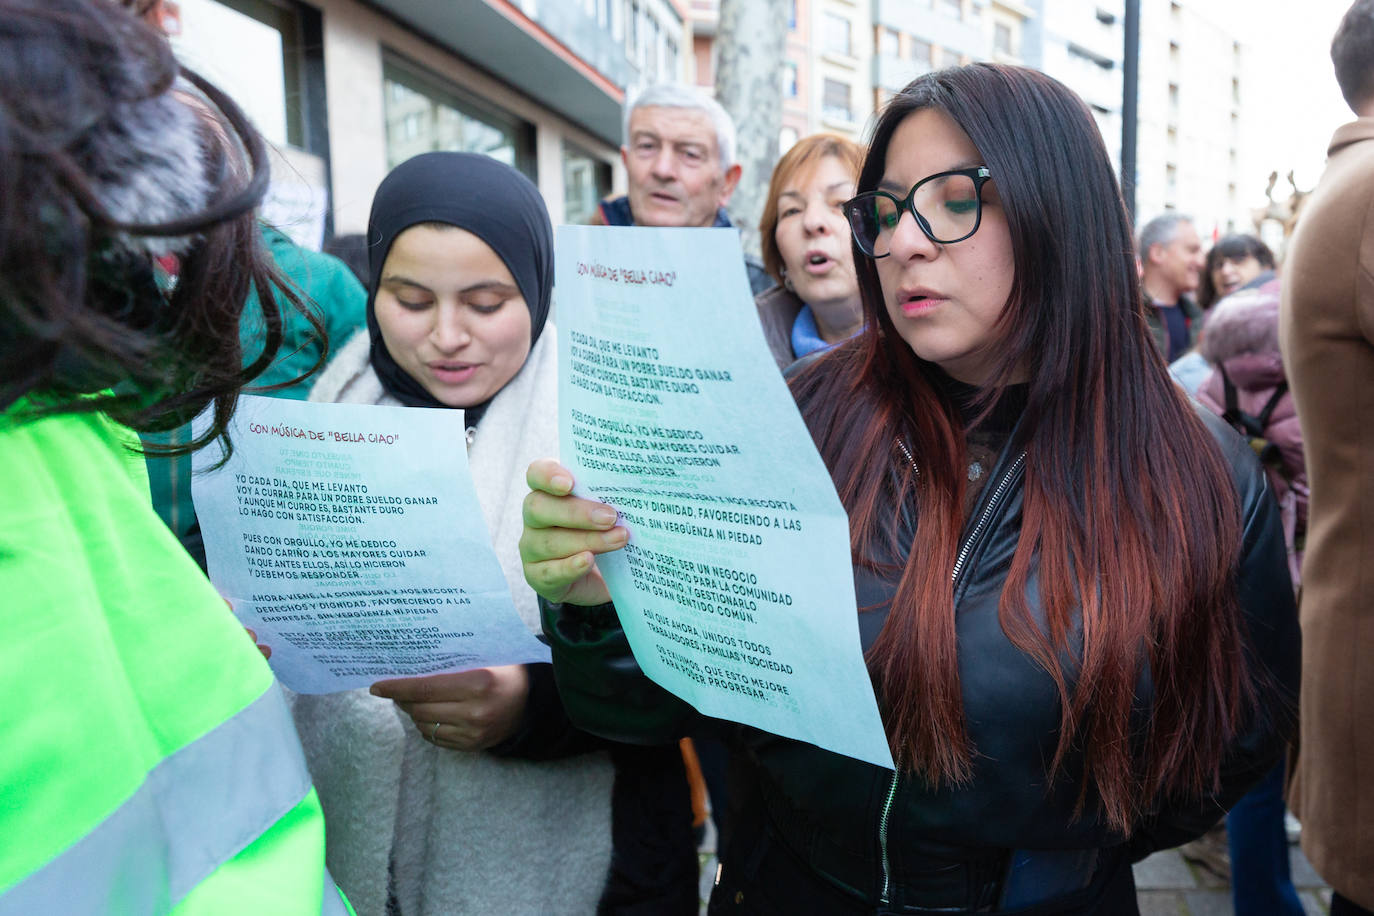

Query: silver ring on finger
[428,720,441,741]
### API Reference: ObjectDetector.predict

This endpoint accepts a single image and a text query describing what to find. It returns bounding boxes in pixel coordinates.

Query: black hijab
[364,152,553,425]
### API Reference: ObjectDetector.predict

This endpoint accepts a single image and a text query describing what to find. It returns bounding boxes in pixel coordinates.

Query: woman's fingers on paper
[520,523,626,566]
[522,488,618,532]
[243,627,272,659]
[371,669,491,702]
[523,550,604,603]
[386,666,530,750]
[526,458,575,496]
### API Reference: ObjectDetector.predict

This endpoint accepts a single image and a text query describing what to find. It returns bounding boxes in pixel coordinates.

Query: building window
[939,0,962,20]
[910,38,933,65]
[170,0,306,149]
[822,77,852,123]
[782,60,799,98]
[665,37,679,80]
[879,27,900,58]
[823,13,852,56]
[563,142,612,226]
[382,56,536,179]
[647,16,661,79]
[994,22,1012,55]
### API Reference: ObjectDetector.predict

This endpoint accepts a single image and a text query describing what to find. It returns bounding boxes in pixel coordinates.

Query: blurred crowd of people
[3,0,1373,914]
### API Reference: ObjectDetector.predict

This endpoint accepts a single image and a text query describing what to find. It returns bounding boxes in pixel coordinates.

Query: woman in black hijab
[288,152,624,915]
[361,151,552,424]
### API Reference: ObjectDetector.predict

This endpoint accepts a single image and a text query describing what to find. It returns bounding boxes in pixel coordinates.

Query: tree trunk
[714,0,789,258]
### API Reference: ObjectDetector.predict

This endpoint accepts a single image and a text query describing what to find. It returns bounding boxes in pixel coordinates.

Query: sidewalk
[698,832,1332,914]
[1134,842,1331,915]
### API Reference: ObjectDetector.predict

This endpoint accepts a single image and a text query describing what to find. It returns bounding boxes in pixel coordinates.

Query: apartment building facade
[169,0,1262,247]
[167,0,692,246]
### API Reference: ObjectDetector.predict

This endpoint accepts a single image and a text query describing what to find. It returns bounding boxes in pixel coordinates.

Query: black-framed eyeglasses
[844,166,993,258]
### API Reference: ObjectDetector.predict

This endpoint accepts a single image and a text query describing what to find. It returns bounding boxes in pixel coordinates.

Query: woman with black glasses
[520,64,1299,914]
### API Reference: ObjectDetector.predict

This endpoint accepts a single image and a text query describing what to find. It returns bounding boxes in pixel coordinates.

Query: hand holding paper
[518,458,622,607]
[192,396,551,693]
[371,665,531,750]
[555,225,893,769]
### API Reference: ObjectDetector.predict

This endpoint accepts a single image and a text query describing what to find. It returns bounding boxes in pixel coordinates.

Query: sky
[1240,0,1357,191]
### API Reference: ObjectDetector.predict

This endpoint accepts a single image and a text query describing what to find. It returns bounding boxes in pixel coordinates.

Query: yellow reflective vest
[0,403,351,915]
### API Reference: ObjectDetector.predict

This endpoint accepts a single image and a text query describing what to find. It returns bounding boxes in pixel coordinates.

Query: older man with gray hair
[596,83,773,294]
[1138,212,1206,361]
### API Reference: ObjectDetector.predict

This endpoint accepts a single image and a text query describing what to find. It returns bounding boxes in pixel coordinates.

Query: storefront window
[562,142,613,226]
[171,0,303,148]
[382,58,536,180]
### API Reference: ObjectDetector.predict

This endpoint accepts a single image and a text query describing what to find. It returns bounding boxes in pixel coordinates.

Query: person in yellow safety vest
[0,2,351,913]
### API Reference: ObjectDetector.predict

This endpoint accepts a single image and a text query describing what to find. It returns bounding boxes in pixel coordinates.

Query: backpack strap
[1218,370,1294,479]
[1219,368,1261,437]
[1256,380,1289,429]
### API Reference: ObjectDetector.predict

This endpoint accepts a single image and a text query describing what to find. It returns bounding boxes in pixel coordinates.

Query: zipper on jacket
[877,444,1026,905]
[950,452,1026,589]
[878,770,900,904]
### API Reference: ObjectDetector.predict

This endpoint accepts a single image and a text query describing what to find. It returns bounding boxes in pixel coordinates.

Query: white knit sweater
[289,329,614,916]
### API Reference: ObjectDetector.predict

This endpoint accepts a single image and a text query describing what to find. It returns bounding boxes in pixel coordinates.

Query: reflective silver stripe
[2,684,326,915]
[323,870,351,916]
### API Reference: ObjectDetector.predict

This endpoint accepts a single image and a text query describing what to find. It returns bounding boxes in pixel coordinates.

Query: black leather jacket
[543,401,1300,913]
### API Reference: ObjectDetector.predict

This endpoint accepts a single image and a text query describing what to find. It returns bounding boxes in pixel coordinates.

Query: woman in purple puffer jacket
[1197,275,1307,916]
[1197,278,1308,589]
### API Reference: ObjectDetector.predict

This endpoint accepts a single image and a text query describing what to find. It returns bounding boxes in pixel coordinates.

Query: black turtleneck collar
[930,367,1028,439]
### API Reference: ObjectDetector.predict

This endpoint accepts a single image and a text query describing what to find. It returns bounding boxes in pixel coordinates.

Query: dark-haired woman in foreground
[520,64,1299,914]
[0,0,344,909]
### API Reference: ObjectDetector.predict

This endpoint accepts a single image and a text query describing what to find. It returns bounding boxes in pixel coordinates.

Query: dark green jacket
[144,225,367,567]
[1145,293,1204,360]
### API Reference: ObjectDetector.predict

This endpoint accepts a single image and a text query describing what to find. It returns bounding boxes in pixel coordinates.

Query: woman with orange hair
[754,134,866,368]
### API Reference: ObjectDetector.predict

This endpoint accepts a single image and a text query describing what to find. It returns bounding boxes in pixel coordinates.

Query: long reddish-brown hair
[794,64,1254,834]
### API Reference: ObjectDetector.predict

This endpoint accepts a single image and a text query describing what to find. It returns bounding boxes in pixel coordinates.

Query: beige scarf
[290,329,613,915]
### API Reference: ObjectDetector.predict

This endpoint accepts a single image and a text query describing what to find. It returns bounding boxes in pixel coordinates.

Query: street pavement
[1134,842,1331,916]
[698,829,1332,914]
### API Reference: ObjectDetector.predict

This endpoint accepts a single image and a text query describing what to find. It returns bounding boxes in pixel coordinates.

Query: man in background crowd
[1139,212,1206,361]
[596,83,773,296]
